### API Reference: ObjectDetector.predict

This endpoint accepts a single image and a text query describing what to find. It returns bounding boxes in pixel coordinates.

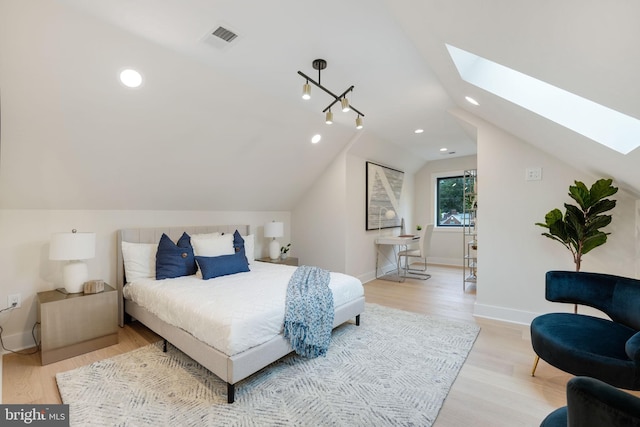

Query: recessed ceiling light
[119,69,142,88]
[439,147,448,152]
[311,134,321,144]
[414,129,424,134]
[465,96,479,106]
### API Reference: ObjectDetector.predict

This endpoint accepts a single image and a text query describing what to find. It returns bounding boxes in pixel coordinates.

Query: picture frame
[366,161,404,231]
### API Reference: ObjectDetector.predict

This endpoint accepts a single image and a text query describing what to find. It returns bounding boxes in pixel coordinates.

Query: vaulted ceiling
[1,0,638,210]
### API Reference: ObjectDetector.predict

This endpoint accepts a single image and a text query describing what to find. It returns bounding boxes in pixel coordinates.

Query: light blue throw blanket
[283,265,335,358]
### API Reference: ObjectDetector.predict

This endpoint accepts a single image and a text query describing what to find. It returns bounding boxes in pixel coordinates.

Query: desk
[375,235,420,282]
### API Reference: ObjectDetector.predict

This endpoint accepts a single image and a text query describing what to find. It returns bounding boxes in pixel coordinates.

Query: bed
[116,225,365,403]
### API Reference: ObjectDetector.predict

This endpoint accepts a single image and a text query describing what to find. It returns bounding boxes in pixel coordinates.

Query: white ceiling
[1,0,638,210]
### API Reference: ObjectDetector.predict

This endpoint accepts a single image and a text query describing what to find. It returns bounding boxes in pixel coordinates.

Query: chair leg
[531,355,540,376]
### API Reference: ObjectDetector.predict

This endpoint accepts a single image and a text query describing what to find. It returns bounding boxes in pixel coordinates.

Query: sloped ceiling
[1,0,638,211]
[386,0,640,195]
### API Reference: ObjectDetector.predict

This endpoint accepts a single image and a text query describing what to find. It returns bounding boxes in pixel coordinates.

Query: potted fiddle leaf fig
[535,178,618,272]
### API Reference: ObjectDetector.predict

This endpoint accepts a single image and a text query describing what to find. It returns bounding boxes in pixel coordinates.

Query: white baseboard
[1,329,38,355]
[473,302,539,326]
[358,258,462,285]
[428,257,462,267]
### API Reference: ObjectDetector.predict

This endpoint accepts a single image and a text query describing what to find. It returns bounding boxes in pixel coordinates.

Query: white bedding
[123,262,364,356]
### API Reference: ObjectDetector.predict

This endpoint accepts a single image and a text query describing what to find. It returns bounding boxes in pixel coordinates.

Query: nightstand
[38,284,118,365]
[256,256,299,266]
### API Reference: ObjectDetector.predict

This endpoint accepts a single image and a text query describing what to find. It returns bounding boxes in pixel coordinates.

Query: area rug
[56,304,480,426]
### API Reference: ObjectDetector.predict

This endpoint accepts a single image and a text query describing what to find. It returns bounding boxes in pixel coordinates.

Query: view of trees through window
[436,175,471,227]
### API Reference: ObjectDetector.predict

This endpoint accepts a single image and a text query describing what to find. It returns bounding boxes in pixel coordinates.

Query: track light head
[356,115,363,129]
[302,82,311,100]
[325,110,333,125]
[341,97,350,112]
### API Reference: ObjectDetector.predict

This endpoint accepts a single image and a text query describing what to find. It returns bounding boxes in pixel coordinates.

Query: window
[446,43,640,155]
[436,175,465,227]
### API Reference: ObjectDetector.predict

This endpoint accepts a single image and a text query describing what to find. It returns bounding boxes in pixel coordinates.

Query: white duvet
[123,262,364,356]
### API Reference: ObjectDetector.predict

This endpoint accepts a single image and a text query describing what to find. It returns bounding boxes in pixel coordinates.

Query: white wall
[414,155,478,266]
[291,147,348,272]
[292,131,420,282]
[0,209,290,352]
[464,112,639,324]
[345,154,415,283]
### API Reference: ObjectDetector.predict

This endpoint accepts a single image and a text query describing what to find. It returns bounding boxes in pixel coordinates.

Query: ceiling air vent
[211,26,238,43]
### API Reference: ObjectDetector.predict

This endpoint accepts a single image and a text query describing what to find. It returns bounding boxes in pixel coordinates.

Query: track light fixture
[297,59,364,129]
[302,82,311,100]
[341,97,350,112]
[325,110,333,125]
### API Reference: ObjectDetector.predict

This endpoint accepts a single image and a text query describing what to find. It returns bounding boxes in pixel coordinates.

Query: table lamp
[264,221,284,260]
[378,208,396,234]
[50,229,96,293]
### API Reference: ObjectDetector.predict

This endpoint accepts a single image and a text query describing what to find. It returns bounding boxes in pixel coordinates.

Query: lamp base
[269,239,281,260]
[63,260,88,293]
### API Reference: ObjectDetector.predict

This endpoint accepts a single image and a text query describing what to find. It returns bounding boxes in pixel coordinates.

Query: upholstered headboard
[116,224,250,327]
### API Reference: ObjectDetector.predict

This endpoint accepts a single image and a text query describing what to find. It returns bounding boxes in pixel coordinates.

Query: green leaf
[548,219,569,241]
[569,181,590,210]
[589,178,618,202]
[586,214,612,233]
[544,209,563,226]
[540,232,572,250]
[587,199,617,217]
[582,232,607,255]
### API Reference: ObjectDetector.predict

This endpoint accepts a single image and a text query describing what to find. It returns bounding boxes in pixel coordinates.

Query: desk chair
[397,224,433,279]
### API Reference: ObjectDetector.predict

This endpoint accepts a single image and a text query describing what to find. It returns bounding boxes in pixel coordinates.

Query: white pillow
[191,232,220,240]
[192,233,234,257]
[121,241,157,282]
[243,234,255,263]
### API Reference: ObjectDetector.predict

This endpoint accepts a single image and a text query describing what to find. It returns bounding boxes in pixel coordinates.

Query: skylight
[446,44,640,155]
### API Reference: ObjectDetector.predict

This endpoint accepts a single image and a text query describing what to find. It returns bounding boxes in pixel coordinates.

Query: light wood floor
[4,265,572,425]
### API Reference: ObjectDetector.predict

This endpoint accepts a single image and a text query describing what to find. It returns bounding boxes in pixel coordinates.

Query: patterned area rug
[56,304,480,426]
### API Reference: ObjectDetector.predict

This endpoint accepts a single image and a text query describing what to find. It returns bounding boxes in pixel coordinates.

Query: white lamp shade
[264,222,284,238]
[50,232,96,260]
[50,231,95,293]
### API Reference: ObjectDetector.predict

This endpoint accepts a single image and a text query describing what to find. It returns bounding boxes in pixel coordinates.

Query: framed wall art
[366,161,404,231]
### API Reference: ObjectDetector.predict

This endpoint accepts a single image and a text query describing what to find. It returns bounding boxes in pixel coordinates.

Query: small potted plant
[416,225,422,231]
[280,243,291,260]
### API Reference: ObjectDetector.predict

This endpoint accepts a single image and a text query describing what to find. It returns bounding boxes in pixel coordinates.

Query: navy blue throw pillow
[233,229,245,253]
[196,248,250,280]
[156,232,197,280]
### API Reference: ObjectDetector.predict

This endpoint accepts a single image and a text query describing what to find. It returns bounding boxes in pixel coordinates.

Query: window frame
[436,174,465,228]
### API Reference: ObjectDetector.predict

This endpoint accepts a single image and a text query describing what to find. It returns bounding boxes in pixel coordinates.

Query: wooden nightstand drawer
[38,284,118,365]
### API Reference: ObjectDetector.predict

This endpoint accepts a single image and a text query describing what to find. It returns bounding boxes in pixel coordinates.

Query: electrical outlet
[526,167,542,181]
[8,294,21,309]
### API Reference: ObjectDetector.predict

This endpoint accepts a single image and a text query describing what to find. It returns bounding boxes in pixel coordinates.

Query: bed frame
[116,225,365,403]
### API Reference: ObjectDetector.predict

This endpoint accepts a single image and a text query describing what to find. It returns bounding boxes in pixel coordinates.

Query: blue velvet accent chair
[540,376,640,427]
[530,271,640,390]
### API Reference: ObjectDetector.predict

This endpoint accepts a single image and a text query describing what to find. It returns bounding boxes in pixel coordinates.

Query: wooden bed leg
[163,339,168,353]
[355,314,360,326]
[227,383,235,404]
